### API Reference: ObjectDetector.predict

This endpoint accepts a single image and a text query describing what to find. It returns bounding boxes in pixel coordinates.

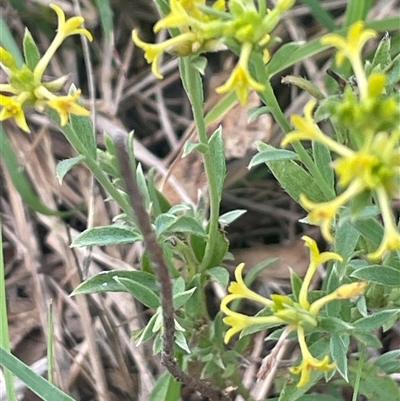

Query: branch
[112,131,230,401]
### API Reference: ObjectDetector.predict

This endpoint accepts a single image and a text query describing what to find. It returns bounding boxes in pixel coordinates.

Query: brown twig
[112,130,230,401]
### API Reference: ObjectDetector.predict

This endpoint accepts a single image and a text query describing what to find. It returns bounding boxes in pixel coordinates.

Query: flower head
[221,236,366,387]
[50,3,93,41]
[321,21,376,98]
[0,95,30,132]
[216,42,265,105]
[290,326,336,387]
[46,89,90,126]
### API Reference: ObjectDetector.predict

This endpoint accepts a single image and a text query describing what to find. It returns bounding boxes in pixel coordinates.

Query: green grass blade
[344,0,373,26]
[0,125,68,216]
[0,220,17,401]
[300,0,336,30]
[0,346,77,401]
[47,300,54,384]
[0,14,24,67]
[95,0,113,41]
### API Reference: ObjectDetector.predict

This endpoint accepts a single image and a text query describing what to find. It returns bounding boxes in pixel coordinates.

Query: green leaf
[353,309,400,331]
[0,125,67,216]
[312,141,334,189]
[136,163,151,211]
[281,75,325,99]
[249,147,298,168]
[386,53,400,86]
[149,370,180,401]
[135,311,160,345]
[351,330,382,347]
[190,55,208,75]
[319,317,354,333]
[114,277,160,309]
[208,126,226,198]
[218,209,246,226]
[167,216,207,237]
[0,14,24,67]
[348,360,400,401]
[23,28,41,70]
[204,228,229,269]
[68,87,96,160]
[352,218,383,245]
[207,266,230,287]
[173,287,196,309]
[95,0,113,41]
[56,156,84,184]
[371,32,391,70]
[70,270,158,295]
[256,143,326,203]
[373,350,400,374]
[330,333,349,381]
[334,222,360,277]
[71,226,142,247]
[0,346,76,401]
[182,140,208,157]
[175,330,191,353]
[350,265,400,286]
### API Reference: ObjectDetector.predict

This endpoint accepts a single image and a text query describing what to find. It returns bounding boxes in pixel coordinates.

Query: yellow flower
[226,263,274,306]
[321,21,376,98]
[299,236,343,309]
[50,3,93,41]
[281,100,352,157]
[290,326,336,387]
[132,30,196,79]
[216,42,265,105]
[154,0,203,33]
[300,180,364,243]
[321,21,376,67]
[34,4,92,83]
[0,95,30,132]
[310,281,367,315]
[221,296,284,343]
[368,187,400,260]
[46,89,90,126]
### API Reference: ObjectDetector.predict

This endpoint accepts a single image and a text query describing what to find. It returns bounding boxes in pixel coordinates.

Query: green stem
[253,54,336,199]
[83,156,134,219]
[0,219,17,401]
[180,58,221,272]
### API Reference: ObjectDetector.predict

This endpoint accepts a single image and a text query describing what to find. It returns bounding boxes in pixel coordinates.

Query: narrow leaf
[56,156,84,184]
[23,28,41,69]
[71,226,142,247]
[114,277,160,309]
[0,346,76,401]
[350,265,400,286]
[208,126,226,198]
[71,270,158,295]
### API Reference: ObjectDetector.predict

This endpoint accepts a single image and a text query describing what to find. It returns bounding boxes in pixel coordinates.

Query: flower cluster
[281,22,400,260]
[133,0,295,104]
[0,4,92,132]
[221,236,367,387]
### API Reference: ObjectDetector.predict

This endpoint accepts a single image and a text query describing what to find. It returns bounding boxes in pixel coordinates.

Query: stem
[180,58,221,272]
[112,131,229,401]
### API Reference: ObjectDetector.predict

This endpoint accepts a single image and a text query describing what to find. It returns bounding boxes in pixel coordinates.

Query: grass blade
[0,220,17,401]
[0,346,77,401]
